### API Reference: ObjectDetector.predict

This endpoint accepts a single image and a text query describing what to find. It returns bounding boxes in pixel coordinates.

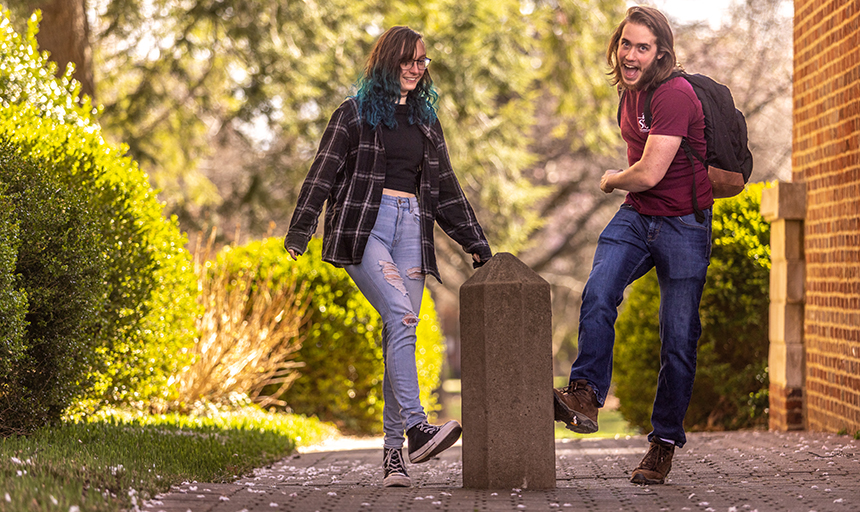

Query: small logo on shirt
[638,113,650,133]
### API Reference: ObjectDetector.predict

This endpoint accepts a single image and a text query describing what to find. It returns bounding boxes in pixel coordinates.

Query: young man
[553,6,712,485]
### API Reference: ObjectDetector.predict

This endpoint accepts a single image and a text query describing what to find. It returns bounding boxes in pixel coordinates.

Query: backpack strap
[615,87,661,128]
[616,71,685,128]
[681,140,706,224]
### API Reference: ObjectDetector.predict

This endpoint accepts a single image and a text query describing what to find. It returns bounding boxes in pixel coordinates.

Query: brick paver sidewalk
[144,431,859,511]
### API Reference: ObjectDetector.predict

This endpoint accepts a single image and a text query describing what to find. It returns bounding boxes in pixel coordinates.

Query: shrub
[0,187,26,381]
[0,10,199,409]
[174,230,310,408]
[0,141,105,435]
[210,237,445,434]
[614,183,771,433]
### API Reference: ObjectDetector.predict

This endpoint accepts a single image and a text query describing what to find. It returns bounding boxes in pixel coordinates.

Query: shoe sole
[409,422,462,464]
[553,392,598,434]
[383,473,412,487]
[630,473,665,485]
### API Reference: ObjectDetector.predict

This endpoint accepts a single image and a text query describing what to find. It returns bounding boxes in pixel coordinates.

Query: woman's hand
[288,249,300,260]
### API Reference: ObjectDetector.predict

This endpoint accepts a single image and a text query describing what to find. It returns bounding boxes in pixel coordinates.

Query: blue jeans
[569,204,711,448]
[345,195,427,449]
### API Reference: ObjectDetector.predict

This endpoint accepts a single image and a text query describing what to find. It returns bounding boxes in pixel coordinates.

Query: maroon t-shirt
[620,76,712,216]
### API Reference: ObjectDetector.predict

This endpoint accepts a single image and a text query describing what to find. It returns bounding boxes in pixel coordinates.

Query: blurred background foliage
[0,0,793,433]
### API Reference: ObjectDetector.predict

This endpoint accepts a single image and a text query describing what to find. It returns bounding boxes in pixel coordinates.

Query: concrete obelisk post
[459,253,555,489]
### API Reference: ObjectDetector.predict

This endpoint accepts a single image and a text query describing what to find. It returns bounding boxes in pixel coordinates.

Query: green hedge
[0,176,26,382]
[0,142,107,435]
[0,10,199,415]
[214,237,445,434]
[614,183,771,432]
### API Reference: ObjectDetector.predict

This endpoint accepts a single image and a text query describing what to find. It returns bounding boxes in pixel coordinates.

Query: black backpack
[617,71,754,221]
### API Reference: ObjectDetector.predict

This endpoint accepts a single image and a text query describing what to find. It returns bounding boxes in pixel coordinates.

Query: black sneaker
[406,420,462,464]
[382,447,411,487]
[630,439,675,485]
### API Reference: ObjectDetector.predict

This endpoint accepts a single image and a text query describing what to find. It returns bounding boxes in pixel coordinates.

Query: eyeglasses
[400,57,431,71]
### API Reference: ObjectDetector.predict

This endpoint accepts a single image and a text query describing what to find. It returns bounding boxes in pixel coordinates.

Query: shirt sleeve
[285,101,354,253]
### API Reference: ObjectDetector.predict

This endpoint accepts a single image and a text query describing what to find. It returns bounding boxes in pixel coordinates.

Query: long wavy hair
[606,6,679,91]
[354,26,438,129]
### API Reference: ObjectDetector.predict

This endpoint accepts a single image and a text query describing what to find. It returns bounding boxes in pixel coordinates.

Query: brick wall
[793,0,860,432]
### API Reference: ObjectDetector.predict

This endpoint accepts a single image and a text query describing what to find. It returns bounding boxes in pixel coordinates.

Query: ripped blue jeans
[345,195,427,449]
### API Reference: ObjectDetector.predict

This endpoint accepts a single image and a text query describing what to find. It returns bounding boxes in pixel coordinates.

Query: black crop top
[381,104,423,194]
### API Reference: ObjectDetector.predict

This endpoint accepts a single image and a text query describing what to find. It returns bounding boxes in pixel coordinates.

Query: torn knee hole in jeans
[378,260,408,295]
[406,267,423,280]
[402,312,419,327]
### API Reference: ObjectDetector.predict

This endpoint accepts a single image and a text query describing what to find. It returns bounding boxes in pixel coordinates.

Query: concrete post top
[761,181,806,221]
[462,252,549,287]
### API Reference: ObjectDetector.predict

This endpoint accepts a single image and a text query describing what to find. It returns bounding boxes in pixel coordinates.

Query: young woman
[285,26,493,488]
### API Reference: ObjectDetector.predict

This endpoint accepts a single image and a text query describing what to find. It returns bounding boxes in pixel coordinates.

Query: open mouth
[622,63,640,83]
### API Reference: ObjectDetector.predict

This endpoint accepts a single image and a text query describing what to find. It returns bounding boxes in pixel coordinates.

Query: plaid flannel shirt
[285,97,492,282]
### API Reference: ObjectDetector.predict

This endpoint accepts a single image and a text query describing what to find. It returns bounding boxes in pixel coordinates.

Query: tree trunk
[34,0,95,99]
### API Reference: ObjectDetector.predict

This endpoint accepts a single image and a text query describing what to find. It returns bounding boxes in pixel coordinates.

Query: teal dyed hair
[354,26,438,129]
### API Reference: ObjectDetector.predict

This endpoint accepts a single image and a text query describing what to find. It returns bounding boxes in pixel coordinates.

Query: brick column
[459,253,555,489]
[761,182,806,431]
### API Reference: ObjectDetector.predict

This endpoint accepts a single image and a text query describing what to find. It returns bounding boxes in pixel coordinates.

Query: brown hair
[364,26,432,86]
[606,6,678,91]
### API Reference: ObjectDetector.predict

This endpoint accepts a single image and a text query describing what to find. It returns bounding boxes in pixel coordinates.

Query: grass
[0,407,335,512]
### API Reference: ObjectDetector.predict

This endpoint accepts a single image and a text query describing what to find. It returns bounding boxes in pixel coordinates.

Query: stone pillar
[459,253,555,489]
[761,182,806,431]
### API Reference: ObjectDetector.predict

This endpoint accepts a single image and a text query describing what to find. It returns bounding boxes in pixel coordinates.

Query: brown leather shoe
[553,379,599,433]
[630,439,675,484]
